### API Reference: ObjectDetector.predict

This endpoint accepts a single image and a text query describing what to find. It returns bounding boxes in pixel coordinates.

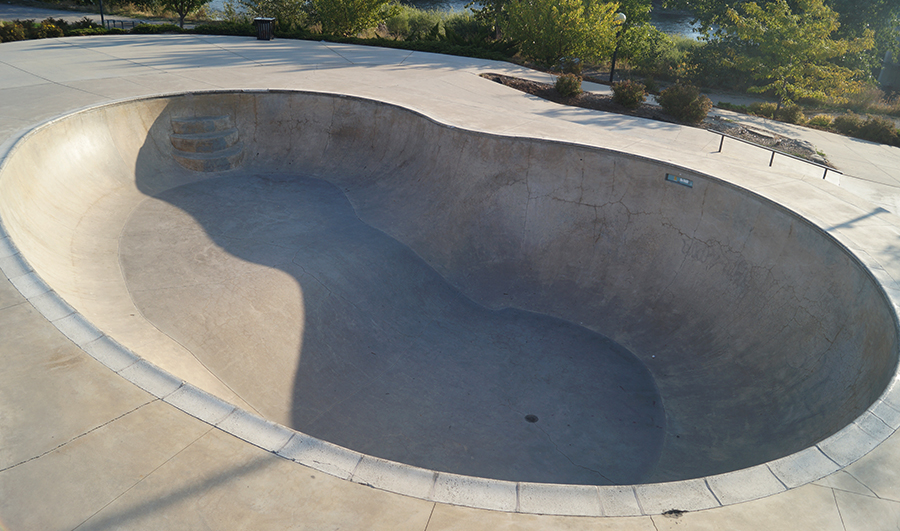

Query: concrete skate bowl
[1,90,898,515]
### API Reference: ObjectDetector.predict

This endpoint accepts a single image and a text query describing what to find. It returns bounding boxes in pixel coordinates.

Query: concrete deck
[3,34,900,530]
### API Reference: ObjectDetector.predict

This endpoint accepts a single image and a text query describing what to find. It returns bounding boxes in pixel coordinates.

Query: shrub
[386,6,444,39]
[131,23,183,33]
[612,79,646,109]
[310,0,400,37]
[807,114,834,128]
[0,22,26,42]
[856,116,899,146]
[406,8,443,38]
[38,22,65,38]
[833,113,863,135]
[192,21,255,36]
[658,83,712,124]
[748,101,777,118]
[775,103,805,124]
[68,27,111,36]
[846,85,885,113]
[385,8,409,35]
[642,77,659,94]
[443,11,492,44]
[555,73,582,97]
[71,16,100,30]
[621,24,698,81]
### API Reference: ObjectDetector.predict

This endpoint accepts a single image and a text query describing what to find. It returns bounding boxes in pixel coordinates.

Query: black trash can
[253,17,275,40]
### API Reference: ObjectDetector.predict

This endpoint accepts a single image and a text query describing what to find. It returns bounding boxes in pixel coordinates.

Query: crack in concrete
[0,399,156,474]
[832,487,849,531]
[71,425,216,531]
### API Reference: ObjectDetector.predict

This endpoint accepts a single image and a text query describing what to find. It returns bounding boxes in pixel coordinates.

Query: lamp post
[608,12,627,83]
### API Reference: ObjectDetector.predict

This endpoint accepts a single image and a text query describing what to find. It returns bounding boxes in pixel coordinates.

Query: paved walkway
[0,3,144,25]
[2,34,900,530]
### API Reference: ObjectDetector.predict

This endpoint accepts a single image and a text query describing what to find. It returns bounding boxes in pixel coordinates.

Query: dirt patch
[482,73,674,123]
[482,73,829,166]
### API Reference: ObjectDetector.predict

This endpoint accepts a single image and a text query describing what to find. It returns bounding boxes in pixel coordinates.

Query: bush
[131,23,183,33]
[807,114,834,128]
[0,21,26,42]
[555,73,582,97]
[612,79,646,109]
[748,101,777,118]
[3,19,62,40]
[71,16,101,30]
[833,113,863,135]
[620,24,698,81]
[775,103,805,124]
[310,0,400,37]
[846,85,885,113]
[192,21,255,36]
[443,12,492,44]
[658,83,713,124]
[68,27,110,36]
[38,22,65,38]
[856,116,899,145]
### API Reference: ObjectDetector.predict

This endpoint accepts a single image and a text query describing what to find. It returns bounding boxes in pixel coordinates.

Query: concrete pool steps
[170,115,243,171]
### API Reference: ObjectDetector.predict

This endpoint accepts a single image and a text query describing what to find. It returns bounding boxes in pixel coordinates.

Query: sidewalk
[0,3,146,24]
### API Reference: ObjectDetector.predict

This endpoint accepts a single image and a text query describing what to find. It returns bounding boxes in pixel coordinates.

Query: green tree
[467,0,508,39]
[614,0,651,25]
[667,0,897,77]
[161,0,210,27]
[238,0,307,29]
[826,0,899,74]
[722,0,874,104]
[310,0,400,36]
[502,0,619,67]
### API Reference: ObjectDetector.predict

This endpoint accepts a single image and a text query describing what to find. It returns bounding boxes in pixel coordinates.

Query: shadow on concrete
[126,99,666,486]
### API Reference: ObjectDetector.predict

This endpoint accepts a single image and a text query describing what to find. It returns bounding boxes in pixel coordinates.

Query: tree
[666,0,897,77]
[721,0,874,104]
[162,0,210,27]
[310,0,400,36]
[615,0,651,25]
[238,0,308,30]
[502,0,619,67]
[468,0,509,39]
[826,0,899,75]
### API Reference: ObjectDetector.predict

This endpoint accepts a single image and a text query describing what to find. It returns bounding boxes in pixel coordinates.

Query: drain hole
[525,414,539,423]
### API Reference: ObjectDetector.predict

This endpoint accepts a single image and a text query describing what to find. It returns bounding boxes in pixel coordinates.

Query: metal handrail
[715,131,842,180]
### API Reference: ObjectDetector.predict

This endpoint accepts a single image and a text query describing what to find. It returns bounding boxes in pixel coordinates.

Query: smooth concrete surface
[3,34,900,529]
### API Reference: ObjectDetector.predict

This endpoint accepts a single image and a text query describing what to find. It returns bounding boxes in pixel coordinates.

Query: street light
[608,12,627,83]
